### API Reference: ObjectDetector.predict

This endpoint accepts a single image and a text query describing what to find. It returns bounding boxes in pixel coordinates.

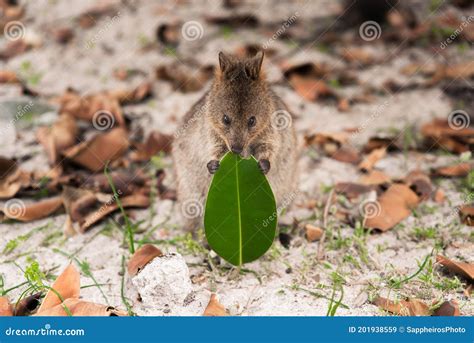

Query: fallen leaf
[460,205,474,226]
[436,255,474,281]
[51,27,74,44]
[421,118,473,154]
[127,244,163,276]
[364,184,419,231]
[433,300,460,316]
[0,196,64,222]
[203,294,228,316]
[37,114,78,163]
[0,297,13,316]
[363,136,402,153]
[63,128,129,172]
[131,130,173,161]
[433,188,445,203]
[36,298,127,316]
[156,62,213,93]
[77,2,118,29]
[404,170,433,201]
[0,157,30,199]
[0,70,19,83]
[37,264,80,313]
[373,296,430,316]
[305,224,323,242]
[358,147,387,173]
[432,162,473,177]
[109,81,153,105]
[341,47,376,65]
[330,146,361,164]
[359,170,391,185]
[334,182,375,199]
[288,75,336,102]
[14,292,42,316]
[205,13,259,27]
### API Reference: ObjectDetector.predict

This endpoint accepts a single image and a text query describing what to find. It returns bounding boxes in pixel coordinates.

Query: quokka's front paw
[207,160,220,174]
[258,159,270,174]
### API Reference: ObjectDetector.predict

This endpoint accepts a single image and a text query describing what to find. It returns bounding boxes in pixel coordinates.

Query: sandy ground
[0,0,473,316]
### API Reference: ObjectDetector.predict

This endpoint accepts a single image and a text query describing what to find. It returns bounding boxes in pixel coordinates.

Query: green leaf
[204,152,277,266]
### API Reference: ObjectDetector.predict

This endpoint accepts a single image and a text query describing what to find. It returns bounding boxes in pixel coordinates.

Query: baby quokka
[172,51,297,229]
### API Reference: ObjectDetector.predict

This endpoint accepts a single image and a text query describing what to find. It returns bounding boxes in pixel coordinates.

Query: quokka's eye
[248,116,256,127]
[223,114,231,125]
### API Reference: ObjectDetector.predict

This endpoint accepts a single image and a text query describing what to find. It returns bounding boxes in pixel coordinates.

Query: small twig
[317,188,334,261]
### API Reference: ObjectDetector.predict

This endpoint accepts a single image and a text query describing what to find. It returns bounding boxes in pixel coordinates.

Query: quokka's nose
[231,145,243,154]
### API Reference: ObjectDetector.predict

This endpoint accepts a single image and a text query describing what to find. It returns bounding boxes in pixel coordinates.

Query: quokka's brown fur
[172,51,297,230]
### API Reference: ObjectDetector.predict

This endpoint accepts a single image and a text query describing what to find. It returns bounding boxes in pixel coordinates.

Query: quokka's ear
[218,51,233,73]
[245,51,264,80]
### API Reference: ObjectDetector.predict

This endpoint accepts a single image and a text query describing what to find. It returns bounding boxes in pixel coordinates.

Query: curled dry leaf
[37,264,80,314]
[421,118,473,154]
[62,186,150,233]
[37,298,127,316]
[109,81,153,104]
[358,147,386,173]
[0,196,64,222]
[433,188,445,203]
[404,170,433,201]
[432,162,473,177]
[127,244,163,276]
[305,224,323,242]
[58,88,125,127]
[63,128,129,172]
[81,169,150,196]
[0,157,30,199]
[203,294,228,316]
[0,296,13,316]
[436,255,474,281]
[433,300,460,316]
[37,114,78,163]
[373,296,430,316]
[131,130,173,161]
[364,184,419,231]
[14,292,42,316]
[363,136,402,153]
[459,205,474,226]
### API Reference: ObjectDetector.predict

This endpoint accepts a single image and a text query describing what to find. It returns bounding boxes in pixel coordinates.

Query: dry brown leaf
[37,298,127,316]
[0,296,13,316]
[358,147,387,173]
[59,89,125,128]
[63,128,129,172]
[432,162,473,177]
[305,224,323,242]
[421,118,473,154]
[334,182,375,199]
[131,130,173,161]
[433,188,445,203]
[341,47,376,65]
[14,292,42,316]
[289,75,336,102]
[364,184,419,231]
[37,114,78,163]
[0,70,19,83]
[1,196,64,222]
[436,255,474,281]
[37,264,80,313]
[203,294,228,316]
[127,244,163,276]
[330,146,361,164]
[363,136,402,153]
[373,296,430,316]
[0,157,30,199]
[109,81,153,104]
[404,170,433,201]
[359,170,391,185]
[433,300,460,316]
[460,205,474,226]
